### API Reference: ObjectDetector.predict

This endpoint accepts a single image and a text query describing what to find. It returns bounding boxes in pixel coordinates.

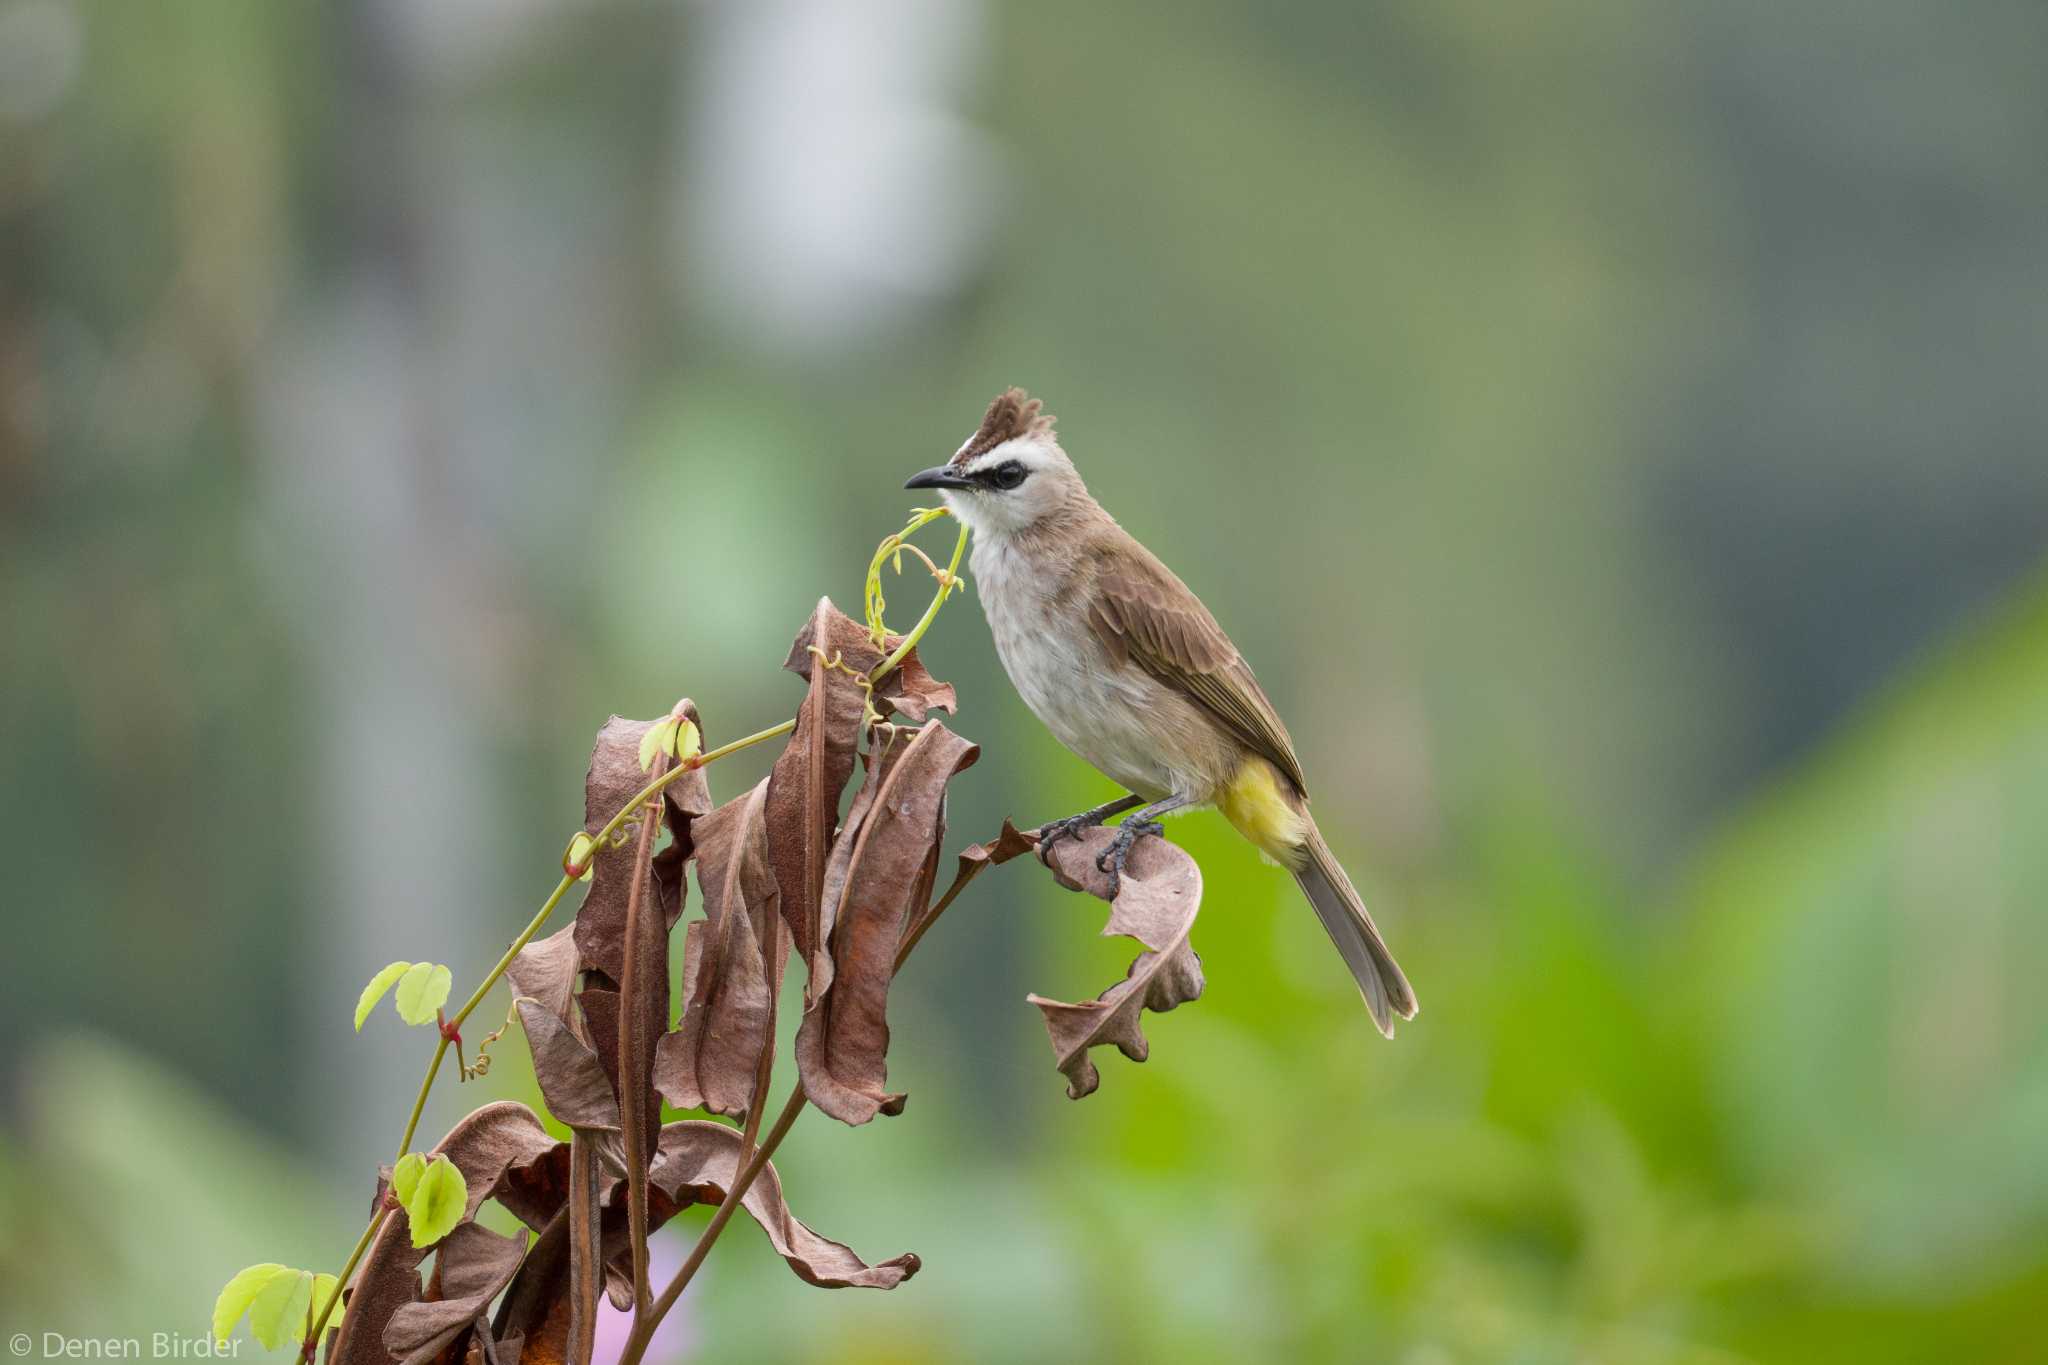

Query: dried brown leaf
[516,999,621,1133]
[654,777,781,1119]
[1026,828,1205,1099]
[647,1120,921,1289]
[767,600,955,973]
[873,648,957,723]
[572,709,703,984]
[384,1224,527,1365]
[575,703,708,1164]
[796,721,980,1125]
[490,1212,570,1365]
[331,1104,565,1365]
[504,925,583,1042]
[767,601,877,971]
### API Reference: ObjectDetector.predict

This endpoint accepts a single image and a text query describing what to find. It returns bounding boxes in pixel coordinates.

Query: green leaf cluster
[637,715,701,771]
[354,961,454,1030]
[212,1264,345,1350]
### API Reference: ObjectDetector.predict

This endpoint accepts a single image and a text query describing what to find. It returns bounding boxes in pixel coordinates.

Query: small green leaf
[404,1154,468,1248]
[354,962,412,1031]
[393,962,452,1026]
[391,1151,427,1206]
[638,717,678,771]
[247,1268,313,1350]
[212,1263,290,1344]
[675,718,701,763]
[308,1273,345,1340]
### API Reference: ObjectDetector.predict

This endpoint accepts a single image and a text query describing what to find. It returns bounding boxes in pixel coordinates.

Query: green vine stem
[306,510,969,1358]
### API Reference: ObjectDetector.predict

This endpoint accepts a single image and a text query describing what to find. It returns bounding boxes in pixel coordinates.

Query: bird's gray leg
[1038,793,1145,851]
[1095,793,1192,897]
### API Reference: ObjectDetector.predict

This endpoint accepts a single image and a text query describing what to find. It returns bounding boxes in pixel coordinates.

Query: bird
[905,388,1417,1036]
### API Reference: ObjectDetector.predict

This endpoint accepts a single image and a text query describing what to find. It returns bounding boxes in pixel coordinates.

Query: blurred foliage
[680,564,2048,1365]
[4,0,2046,1360]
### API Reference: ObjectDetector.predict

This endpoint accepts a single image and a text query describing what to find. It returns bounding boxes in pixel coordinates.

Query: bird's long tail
[1293,818,1417,1037]
[1217,756,1417,1037]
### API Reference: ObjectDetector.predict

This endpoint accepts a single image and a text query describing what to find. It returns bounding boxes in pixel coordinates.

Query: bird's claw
[1036,811,1098,851]
[1094,819,1165,899]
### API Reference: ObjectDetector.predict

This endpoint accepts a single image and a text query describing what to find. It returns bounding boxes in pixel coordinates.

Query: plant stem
[305,1207,389,1354]
[617,1085,809,1365]
[874,521,968,682]
[618,751,667,1324]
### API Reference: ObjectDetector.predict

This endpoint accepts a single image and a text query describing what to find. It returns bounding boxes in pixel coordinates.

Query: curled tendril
[892,540,965,593]
[865,505,957,648]
[808,642,884,728]
[461,999,520,1081]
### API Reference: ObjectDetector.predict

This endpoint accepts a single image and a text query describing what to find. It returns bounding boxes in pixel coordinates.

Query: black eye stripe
[979,461,1029,490]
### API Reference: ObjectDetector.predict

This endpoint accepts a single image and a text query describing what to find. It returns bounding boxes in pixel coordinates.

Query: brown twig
[616,1085,809,1365]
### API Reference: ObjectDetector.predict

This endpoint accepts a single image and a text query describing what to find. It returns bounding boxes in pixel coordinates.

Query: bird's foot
[1094,819,1165,900]
[1036,796,1142,853]
[1036,812,1096,851]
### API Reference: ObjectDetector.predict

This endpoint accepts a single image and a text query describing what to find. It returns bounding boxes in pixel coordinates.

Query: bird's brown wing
[1085,548,1310,797]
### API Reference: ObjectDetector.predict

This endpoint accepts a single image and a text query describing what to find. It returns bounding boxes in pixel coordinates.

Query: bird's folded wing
[1087,560,1310,797]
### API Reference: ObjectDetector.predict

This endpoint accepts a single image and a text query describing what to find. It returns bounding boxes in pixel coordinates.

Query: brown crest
[950,387,1056,467]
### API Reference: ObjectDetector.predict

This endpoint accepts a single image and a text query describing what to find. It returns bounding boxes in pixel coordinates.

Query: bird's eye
[991,461,1028,491]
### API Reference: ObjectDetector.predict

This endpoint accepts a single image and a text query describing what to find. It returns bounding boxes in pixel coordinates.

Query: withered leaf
[654,777,780,1119]
[384,1224,527,1365]
[767,600,955,972]
[490,1212,569,1365]
[504,925,582,1041]
[467,1322,519,1365]
[576,701,707,1163]
[872,647,957,723]
[516,999,622,1133]
[1026,828,1205,1100]
[768,600,879,971]
[647,1120,921,1289]
[331,1104,565,1365]
[433,1102,566,1230]
[572,708,705,985]
[804,728,907,1006]
[796,721,980,1126]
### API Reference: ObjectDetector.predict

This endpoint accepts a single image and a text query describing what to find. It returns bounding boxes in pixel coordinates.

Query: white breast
[970,536,1197,801]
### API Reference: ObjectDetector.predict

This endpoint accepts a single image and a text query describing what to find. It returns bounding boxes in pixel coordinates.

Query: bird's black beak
[904,465,975,491]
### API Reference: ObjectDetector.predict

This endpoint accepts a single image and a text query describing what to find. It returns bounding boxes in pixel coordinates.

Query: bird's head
[905,387,1084,538]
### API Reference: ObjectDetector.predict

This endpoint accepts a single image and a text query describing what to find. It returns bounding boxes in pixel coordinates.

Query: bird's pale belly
[979,577,1221,803]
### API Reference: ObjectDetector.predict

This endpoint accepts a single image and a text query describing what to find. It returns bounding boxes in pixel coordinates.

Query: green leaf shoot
[354,962,413,1031]
[404,1153,468,1248]
[246,1267,313,1350]
[212,1263,289,1345]
[391,1151,427,1206]
[638,716,679,771]
[393,962,452,1026]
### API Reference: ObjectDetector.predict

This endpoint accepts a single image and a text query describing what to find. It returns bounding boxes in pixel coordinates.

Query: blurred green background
[5,0,2047,1361]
